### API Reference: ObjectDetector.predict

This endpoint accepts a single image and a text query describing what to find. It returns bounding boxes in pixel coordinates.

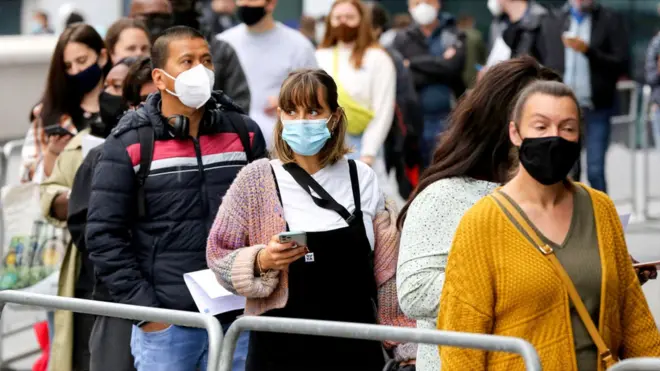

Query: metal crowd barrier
[0,291,224,371]
[608,357,660,371]
[218,316,542,371]
[640,85,658,221]
[611,80,640,219]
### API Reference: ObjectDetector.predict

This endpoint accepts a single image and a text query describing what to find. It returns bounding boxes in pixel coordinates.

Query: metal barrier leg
[0,291,223,371]
[219,316,542,371]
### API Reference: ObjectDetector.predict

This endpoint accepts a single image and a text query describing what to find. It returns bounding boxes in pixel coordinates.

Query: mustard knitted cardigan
[437,185,660,371]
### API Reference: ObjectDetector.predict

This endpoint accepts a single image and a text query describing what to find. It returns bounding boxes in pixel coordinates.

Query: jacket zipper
[191,137,209,220]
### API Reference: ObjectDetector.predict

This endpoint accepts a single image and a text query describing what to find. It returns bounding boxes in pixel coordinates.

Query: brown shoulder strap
[489,191,617,368]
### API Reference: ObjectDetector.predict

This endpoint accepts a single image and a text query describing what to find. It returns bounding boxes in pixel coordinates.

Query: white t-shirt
[270,158,385,249]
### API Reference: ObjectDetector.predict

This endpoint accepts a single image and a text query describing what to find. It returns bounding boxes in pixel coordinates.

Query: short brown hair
[273,69,350,168]
[105,18,149,56]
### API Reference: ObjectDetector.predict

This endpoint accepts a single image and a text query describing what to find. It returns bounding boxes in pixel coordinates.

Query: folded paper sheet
[184,269,246,315]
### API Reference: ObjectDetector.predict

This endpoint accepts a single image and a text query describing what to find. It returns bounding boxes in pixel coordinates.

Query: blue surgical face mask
[281,117,332,156]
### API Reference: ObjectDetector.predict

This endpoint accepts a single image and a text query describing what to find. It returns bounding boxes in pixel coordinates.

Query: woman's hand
[46,134,73,156]
[631,255,658,286]
[258,235,308,272]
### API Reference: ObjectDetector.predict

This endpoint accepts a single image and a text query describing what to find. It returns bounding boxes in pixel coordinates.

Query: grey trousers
[89,316,136,371]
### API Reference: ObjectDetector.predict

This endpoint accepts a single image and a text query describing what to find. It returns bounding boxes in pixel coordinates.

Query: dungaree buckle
[346,214,356,224]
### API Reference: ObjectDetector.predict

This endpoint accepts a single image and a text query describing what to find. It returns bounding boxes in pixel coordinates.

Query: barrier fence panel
[640,85,658,221]
[218,316,542,371]
[611,81,640,219]
[608,357,660,371]
[0,291,224,371]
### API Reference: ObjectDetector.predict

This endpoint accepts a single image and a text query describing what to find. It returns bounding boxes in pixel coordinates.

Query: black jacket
[391,13,466,104]
[68,146,102,298]
[539,3,629,109]
[85,91,267,311]
[488,1,548,59]
[211,39,251,113]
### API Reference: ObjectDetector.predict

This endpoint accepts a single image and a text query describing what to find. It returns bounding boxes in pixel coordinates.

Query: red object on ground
[32,321,49,371]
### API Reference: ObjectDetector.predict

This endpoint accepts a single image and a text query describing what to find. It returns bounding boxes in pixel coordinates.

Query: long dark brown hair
[319,0,379,69]
[398,56,562,228]
[40,23,109,128]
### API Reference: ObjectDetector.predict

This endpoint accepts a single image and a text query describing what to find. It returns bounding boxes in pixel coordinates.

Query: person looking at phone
[397,56,562,371]
[437,80,660,371]
[40,56,141,371]
[207,68,416,371]
[21,23,111,183]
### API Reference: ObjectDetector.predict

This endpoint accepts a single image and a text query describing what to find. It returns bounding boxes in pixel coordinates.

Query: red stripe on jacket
[126,132,254,167]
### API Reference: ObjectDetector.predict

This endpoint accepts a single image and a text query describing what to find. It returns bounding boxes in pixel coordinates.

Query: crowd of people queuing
[14,0,660,370]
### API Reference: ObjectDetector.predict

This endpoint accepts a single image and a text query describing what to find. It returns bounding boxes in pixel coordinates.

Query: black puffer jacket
[85,91,267,311]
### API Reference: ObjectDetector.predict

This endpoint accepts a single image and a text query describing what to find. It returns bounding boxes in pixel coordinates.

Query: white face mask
[159,64,214,109]
[410,2,439,26]
[488,0,504,17]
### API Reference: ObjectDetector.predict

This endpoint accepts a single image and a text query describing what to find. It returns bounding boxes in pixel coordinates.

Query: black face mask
[237,6,267,26]
[518,136,581,185]
[68,62,103,96]
[97,92,126,138]
[143,13,174,42]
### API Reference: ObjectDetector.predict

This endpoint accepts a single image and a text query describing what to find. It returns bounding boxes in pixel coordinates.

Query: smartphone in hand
[278,231,307,247]
[44,124,74,137]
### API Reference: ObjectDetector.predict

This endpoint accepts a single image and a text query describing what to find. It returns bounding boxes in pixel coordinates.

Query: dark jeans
[574,108,612,192]
[420,114,448,168]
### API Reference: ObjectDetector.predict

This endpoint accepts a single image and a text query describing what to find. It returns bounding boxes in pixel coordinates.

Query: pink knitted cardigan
[207,159,416,357]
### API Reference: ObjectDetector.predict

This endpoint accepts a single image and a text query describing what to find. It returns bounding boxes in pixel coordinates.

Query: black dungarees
[245,160,385,371]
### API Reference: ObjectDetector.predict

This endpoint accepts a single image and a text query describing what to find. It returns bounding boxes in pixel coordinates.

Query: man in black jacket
[130,0,251,112]
[539,0,628,193]
[487,0,548,62]
[85,26,266,371]
[391,0,465,169]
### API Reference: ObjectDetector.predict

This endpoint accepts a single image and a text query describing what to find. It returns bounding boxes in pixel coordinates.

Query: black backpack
[135,110,254,218]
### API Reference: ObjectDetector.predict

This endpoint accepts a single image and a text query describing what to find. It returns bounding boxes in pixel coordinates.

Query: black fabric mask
[518,136,581,185]
[237,6,266,26]
[97,92,126,138]
[143,13,174,42]
[68,62,103,96]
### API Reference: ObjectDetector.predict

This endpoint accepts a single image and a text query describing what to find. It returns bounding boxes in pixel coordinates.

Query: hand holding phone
[44,124,74,137]
[258,233,308,272]
[632,258,659,285]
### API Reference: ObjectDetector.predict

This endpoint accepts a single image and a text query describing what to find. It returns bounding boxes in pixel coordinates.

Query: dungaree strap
[347,160,361,214]
[282,161,358,224]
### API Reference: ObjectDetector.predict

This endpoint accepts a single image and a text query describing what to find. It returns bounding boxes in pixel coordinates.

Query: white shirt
[315,45,396,158]
[217,23,318,149]
[270,158,385,249]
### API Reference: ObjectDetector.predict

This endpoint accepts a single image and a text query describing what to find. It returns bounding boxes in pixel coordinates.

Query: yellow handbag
[333,47,375,136]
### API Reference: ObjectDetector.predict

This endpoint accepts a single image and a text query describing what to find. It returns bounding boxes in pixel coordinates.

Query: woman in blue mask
[207,68,416,371]
[21,23,110,183]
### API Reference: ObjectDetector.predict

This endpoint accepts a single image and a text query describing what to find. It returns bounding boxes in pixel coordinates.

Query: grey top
[398,177,499,371]
[501,186,601,371]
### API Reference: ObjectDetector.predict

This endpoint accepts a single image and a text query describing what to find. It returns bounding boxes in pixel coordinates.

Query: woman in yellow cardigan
[437,80,660,371]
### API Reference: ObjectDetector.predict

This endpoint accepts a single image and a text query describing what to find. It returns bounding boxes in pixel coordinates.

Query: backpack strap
[225,111,253,163]
[135,124,154,219]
